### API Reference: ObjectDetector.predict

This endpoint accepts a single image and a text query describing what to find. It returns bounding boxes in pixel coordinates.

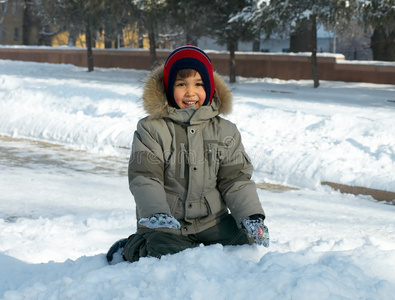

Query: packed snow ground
[1,59,395,299]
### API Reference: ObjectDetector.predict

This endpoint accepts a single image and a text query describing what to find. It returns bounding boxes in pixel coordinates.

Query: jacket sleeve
[216,123,265,226]
[128,118,171,218]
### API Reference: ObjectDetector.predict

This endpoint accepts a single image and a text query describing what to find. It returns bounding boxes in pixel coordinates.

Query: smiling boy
[107,45,269,264]
[173,69,206,109]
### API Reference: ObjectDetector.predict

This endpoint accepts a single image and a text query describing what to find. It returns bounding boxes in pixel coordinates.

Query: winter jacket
[129,65,265,235]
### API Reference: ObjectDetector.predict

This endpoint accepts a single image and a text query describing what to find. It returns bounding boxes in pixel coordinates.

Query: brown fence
[1,47,394,84]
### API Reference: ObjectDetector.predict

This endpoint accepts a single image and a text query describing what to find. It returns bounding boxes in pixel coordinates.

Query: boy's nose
[186,87,195,95]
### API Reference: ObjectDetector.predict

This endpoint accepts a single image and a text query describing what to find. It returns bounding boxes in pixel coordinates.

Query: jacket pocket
[166,191,185,220]
[206,142,223,179]
[203,188,227,216]
[185,199,209,220]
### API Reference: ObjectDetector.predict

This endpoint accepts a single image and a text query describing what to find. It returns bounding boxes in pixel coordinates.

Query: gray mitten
[242,215,270,247]
[139,213,181,229]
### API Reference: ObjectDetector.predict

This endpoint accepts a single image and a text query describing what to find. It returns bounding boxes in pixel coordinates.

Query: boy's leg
[196,214,254,246]
[143,231,199,258]
[122,233,148,262]
[122,215,251,262]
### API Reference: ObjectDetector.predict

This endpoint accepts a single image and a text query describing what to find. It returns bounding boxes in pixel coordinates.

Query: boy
[107,45,269,264]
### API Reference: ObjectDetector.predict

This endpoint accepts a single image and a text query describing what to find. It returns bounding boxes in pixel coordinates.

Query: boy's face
[173,71,206,109]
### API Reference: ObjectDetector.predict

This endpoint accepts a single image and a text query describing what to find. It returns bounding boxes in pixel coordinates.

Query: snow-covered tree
[166,0,213,46]
[357,0,395,61]
[253,0,353,88]
[205,0,258,83]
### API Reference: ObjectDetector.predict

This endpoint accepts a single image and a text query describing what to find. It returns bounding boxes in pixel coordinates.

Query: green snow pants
[123,214,253,262]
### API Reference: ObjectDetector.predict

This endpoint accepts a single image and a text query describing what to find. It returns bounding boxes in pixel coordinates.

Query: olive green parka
[129,65,265,236]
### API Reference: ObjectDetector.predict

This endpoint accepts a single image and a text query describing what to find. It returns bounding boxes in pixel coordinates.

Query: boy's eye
[196,82,204,87]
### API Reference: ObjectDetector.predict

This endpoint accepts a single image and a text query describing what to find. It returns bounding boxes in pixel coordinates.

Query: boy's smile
[173,72,206,109]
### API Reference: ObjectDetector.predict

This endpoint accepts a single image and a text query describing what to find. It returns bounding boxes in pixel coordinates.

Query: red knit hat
[163,44,215,109]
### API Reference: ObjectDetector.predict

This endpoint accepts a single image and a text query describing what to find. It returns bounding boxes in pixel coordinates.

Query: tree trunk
[186,32,198,46]
[229,41,237,83]
[148,21,157,69]
[138,23,144,48]
[371,25,395,61]
[38,25,52,46]
[389,31,395,61]
[310,15,319,88]
[22,0,40,45]
[68,25,78,46]
[86,22,94,72]
[290,18,313,53]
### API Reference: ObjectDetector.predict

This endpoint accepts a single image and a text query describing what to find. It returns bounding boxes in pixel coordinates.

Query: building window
[13,0,18,14]
[1,28,6,42]
[14,27,19,41]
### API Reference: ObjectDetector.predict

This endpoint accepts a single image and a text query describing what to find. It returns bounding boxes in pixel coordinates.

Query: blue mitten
[139,213,181,229]
[242,215,270,247]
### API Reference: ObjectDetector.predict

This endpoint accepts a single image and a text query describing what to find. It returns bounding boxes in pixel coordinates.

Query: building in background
[198,26,372,60]
[1,0,23,45]
[1,0,371,60]
[0,0,149,49]
[0,0,45,46]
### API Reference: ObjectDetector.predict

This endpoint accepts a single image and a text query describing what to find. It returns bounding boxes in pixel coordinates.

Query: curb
[321,181,395,202]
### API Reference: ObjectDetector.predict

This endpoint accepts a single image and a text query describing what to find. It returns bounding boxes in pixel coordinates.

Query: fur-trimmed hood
[142,64,232,120]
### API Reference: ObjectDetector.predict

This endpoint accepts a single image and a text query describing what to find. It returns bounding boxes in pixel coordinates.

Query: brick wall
[0,47,394,84]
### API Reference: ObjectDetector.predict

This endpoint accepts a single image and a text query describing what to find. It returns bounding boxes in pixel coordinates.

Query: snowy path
[1,137,395,299]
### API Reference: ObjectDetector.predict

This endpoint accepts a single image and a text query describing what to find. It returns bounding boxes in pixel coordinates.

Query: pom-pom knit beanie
[163,44,215,109]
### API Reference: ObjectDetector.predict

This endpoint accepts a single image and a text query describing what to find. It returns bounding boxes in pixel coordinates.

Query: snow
[337,59,395,66]
[1,59,395,299]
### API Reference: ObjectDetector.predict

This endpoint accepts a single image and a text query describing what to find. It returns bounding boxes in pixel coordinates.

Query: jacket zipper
[180,143,187,179]
[208,143,213,179]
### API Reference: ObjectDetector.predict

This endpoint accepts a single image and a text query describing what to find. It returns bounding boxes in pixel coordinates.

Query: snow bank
[1,59,394,192]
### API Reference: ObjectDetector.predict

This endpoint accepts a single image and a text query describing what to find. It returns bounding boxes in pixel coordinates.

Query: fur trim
[142,65,232,118]
[213,72,232,115]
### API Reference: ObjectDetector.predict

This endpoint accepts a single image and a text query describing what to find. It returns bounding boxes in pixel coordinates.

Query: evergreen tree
[128,0,168,68]
[100,1,130,48]
[255,0,353,88]
[166,0,212,46]
[34,0,113,72]
[357,0,395,61]
[207,0,258,83]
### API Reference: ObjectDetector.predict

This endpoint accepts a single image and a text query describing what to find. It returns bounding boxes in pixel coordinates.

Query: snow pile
[1,59,395,299]
[1,60,394,192]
